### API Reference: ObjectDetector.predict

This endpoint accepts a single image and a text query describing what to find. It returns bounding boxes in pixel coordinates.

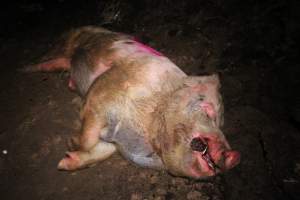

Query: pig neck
[147,84,187,157]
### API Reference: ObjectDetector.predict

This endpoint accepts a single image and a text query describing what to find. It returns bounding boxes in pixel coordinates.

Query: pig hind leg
[21,57,71,72]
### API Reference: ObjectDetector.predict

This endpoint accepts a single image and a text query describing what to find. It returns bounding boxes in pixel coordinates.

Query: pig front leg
[57,141,116,170]
[57,109,116,170]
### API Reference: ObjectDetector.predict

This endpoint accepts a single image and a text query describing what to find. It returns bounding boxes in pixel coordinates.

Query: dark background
[0,0,299,200]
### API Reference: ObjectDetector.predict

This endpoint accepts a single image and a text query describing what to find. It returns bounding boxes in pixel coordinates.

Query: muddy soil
[0,1,299,200]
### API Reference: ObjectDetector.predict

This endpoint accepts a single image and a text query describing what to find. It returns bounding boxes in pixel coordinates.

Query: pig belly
[102,122,164,170]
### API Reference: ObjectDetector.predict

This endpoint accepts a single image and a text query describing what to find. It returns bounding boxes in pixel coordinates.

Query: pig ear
[183,74,220,88]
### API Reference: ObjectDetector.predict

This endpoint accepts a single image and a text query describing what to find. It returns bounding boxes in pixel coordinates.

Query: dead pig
[56,51,239,178]
[23,26,240,178]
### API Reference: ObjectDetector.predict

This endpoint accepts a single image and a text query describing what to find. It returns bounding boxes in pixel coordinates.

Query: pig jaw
[188,133,240,179]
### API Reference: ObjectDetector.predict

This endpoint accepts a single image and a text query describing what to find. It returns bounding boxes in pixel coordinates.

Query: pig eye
[190,138,207,153]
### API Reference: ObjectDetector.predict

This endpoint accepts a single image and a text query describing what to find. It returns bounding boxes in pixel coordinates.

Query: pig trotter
[58,141,117,170]
[58,151,82,170]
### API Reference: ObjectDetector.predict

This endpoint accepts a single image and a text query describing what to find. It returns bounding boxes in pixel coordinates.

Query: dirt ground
[0,1,299,200]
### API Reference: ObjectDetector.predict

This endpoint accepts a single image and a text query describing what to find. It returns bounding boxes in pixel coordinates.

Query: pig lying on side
[24,26,240,179]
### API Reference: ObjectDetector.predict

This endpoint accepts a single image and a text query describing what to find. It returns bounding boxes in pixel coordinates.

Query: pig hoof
[57,152,81,171]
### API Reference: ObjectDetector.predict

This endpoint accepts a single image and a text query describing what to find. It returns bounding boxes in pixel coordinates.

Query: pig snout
[190,135,240,177]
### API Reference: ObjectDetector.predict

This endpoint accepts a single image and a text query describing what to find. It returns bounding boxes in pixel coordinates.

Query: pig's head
[160,74,240,179]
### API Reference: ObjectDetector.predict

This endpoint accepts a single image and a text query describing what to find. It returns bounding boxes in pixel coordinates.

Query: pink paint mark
[133,39,163,56]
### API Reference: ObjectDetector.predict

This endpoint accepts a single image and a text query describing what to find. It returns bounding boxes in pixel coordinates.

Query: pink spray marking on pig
[133,38,163,56]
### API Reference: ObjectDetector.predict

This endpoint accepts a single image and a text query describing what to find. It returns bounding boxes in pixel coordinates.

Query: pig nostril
[190,138,207,153]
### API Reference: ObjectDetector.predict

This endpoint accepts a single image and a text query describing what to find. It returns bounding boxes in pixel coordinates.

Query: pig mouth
[190,137,221,173]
